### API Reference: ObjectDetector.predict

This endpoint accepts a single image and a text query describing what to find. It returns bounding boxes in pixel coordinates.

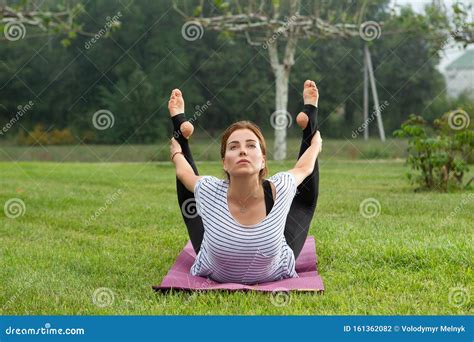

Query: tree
[1,0,466,148]
[0,1,91,46]
[451,1,474,46]
[173,0,452,160]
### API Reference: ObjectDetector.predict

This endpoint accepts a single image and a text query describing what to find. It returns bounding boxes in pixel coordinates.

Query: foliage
[393,112,473,191]
[0,0,470,143]
[18,124,76,145]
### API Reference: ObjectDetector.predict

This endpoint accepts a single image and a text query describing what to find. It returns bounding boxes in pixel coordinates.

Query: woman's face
[223,129,265,179]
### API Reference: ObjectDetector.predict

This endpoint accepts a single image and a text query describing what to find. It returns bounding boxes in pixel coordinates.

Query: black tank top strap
[263,180,274,215]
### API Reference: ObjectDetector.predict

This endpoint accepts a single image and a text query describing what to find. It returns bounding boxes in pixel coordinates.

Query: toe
[173,89,182,97]
[304,80,312,88]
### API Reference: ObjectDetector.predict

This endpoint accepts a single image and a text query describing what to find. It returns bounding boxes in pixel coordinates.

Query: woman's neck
[227,175,263,203]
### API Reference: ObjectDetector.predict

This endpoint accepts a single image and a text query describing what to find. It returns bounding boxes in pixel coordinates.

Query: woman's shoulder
[198,175,222,182]
[268,171,297,186]
[267,172,297,197]
[194,175,224,193]
[194,176,225,216]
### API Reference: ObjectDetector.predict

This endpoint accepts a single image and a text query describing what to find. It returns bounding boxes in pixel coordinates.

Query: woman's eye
[230,146,236,150]
[248,144,256,148]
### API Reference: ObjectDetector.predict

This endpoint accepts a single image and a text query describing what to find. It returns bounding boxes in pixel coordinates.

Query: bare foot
[296,80,319,130]
[168,89,194,139]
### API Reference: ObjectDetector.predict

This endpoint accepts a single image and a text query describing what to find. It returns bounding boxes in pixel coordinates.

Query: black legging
[171,104,319,260]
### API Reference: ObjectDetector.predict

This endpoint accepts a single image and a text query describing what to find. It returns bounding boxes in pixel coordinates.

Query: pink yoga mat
[153,236,324,292]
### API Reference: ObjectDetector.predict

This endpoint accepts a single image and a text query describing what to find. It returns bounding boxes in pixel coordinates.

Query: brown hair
[220,120,268,184]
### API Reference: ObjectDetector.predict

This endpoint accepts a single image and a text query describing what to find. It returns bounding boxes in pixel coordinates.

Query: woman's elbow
[175,170,185,183]
[298,166,313,179]
[305,166,314,176]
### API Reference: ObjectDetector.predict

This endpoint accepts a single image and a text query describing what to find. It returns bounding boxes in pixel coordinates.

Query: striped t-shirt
[191,171,299,284]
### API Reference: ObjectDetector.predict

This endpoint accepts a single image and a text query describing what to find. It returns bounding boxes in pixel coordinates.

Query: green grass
[0,138,408,162]
[0,159,472,315]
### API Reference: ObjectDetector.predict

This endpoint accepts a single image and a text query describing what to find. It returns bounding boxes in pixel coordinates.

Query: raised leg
[169,89,204,254]
[284,81,320,260]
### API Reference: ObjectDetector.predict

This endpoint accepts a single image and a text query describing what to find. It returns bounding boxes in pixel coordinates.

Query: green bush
[394,111,473,192]
[49,128,75,145]
[18,124,76,146]
[22,124,49,146]
[81,130,97,144]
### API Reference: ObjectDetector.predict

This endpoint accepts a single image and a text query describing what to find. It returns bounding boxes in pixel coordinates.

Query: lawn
[0,137,408,162]
[0,159,472,315]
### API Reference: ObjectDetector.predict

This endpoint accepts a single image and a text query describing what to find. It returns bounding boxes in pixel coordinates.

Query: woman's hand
[311,131,322,153]
[169,137,182,160]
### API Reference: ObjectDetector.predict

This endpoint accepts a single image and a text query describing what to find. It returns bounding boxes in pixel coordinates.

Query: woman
[168,80,322,284]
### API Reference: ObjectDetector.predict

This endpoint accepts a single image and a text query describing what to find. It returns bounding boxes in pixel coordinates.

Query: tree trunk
[273,65,290,161]
[267,28,298,161]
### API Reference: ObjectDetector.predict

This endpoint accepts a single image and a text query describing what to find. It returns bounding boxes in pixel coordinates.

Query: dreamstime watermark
[359,198,381,218]
[447,109,470,130]
[181,21,204,41]
[270,110,293,130]
[0,101,35,136]
[92,109,115,130]
[4,198,26,219]
[270,287,291,307]
[448,286,470,308]
[352,101,389,138]
[5,323,85,336]
[181,198,199,219]
[84,12,122,50]
[84,189,123,226]
[440,193,473,227]
[263,15,297,49]
[4,20,26,41]
[359,21,381,41]
[2,277,35,311]
[92,287,115,308]
[438,22,470,52]
[173,100,212,139]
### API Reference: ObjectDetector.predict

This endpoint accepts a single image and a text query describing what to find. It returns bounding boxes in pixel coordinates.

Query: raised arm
[287,131,322,186]
[170,137,202,193]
